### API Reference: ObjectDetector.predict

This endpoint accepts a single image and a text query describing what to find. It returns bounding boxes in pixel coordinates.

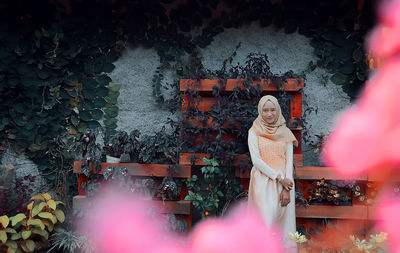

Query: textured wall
[0,23,353,192]
[112,23,351,165]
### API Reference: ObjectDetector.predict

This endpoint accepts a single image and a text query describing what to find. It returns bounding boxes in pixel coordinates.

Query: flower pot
[106,155,121,163]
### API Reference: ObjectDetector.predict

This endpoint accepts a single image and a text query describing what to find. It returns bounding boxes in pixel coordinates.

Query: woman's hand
[279,189,291,207]
[281,178,294,191]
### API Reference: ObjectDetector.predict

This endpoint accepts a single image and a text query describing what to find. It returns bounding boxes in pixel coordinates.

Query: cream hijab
[249,95,298,147]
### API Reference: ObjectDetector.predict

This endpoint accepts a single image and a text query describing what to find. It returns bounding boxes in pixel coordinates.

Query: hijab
[249,95,298,147]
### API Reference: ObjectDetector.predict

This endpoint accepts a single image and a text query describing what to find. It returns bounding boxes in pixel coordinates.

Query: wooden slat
[295,166,368,181]
[73,195,191,215]
[73,162,191,178]
[183,116,303,130]
[180,79,304,92]
[296,205,368,219]
[180,153,303,168]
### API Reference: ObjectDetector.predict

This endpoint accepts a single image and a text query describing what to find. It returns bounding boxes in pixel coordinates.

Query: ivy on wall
[0,0,373,203]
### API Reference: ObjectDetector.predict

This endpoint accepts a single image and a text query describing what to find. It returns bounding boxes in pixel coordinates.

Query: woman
[248,95,298,252]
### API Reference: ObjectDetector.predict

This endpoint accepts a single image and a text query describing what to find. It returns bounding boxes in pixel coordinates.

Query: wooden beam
[295,166,368,181]
[73,162,191,178]
[180,79,304,92]
[179,153,303,168]
[296,205,368,219]
[73,195,191,215]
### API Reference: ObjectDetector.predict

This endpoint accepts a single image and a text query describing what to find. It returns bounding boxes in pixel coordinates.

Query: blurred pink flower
[80,191,185,253]
[367,0,400,61]
[80,191,283,253]
[322,57,400,177]
[188,204,283,253]
[376,192,400,252]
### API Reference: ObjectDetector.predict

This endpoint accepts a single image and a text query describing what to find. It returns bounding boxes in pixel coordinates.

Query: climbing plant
[0,0,373,205]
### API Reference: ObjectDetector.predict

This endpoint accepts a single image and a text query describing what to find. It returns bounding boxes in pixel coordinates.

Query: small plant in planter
[106,131,129,163]
[157,166,182,201]
[106,130,141,163]
[133,178,157,200]
[308,179,361,206]
[157,177,182,201]
[70,129,103,176]
[162,213,188,233]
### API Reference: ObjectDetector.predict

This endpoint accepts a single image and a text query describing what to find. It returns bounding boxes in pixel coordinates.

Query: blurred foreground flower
[80,190,283,253]
[323,0,400,177]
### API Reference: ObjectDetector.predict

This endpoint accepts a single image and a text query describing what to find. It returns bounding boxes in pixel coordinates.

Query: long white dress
[247,130,297,252]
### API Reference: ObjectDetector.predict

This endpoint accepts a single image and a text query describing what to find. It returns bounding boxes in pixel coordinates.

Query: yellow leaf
[30,194,45,201]
[54,210,65,223]
[7,247,16,253]
[0,215,9,228]
[42,193,52,201]
[26,201,34,211]
[38,212,56,224]
[27,219,45,231]
[47,200,56,210]
[22,230,31,240]
[0,230,7,243]
[10,213,26,226]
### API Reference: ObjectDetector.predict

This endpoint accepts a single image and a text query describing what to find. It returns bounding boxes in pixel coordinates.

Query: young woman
[248,95,298,252]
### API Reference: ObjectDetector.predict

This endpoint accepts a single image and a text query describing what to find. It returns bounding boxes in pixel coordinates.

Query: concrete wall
[111,23,351,165]
[0,22,353,194]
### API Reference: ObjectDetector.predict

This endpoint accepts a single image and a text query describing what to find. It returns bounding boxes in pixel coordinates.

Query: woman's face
[262,102,277,124]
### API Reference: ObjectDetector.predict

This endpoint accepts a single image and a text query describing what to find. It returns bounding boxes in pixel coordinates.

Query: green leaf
[32,202,46,217]
[10,232,21,240]
[25,239,35,252]
[105,106,118,116]
[0,215,9,228]
[38,212,57,224]
[22,230,31,240]
[79,110,92,121]
[90,109,103,120]
[65,75,78,87]
[4,228,16,234]
[102,63,115,72]
[108,82,120,92]
[27,219,44,230]
[32,229,48,240]
[0,230,6,243]
[10,214,26,226]
[6,240,18,249]
[54,210,65,223]
[330,73,349,85]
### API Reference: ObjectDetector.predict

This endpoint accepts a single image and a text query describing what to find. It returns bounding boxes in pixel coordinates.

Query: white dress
[247,130,297,252]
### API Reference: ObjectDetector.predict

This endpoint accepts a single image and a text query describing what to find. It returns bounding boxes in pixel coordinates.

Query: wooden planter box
[73,161,191,178]
[73,195,192,215]
[73,161,193,231]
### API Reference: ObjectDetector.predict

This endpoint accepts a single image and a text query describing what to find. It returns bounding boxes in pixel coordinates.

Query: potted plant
[106,131,129,163]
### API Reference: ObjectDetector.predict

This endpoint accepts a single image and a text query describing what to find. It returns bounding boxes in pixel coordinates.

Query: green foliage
[185,158,242,217]
[47,229,94,253]
[104,83,120,137]
[0,193,64,253]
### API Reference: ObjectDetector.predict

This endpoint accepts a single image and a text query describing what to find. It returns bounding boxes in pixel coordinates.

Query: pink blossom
[79,190,283,253]
[376,192,400,252]
[322,57,400,177]
[367,0,400,60]
[80,191,185,253]
[188,205,283,253]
